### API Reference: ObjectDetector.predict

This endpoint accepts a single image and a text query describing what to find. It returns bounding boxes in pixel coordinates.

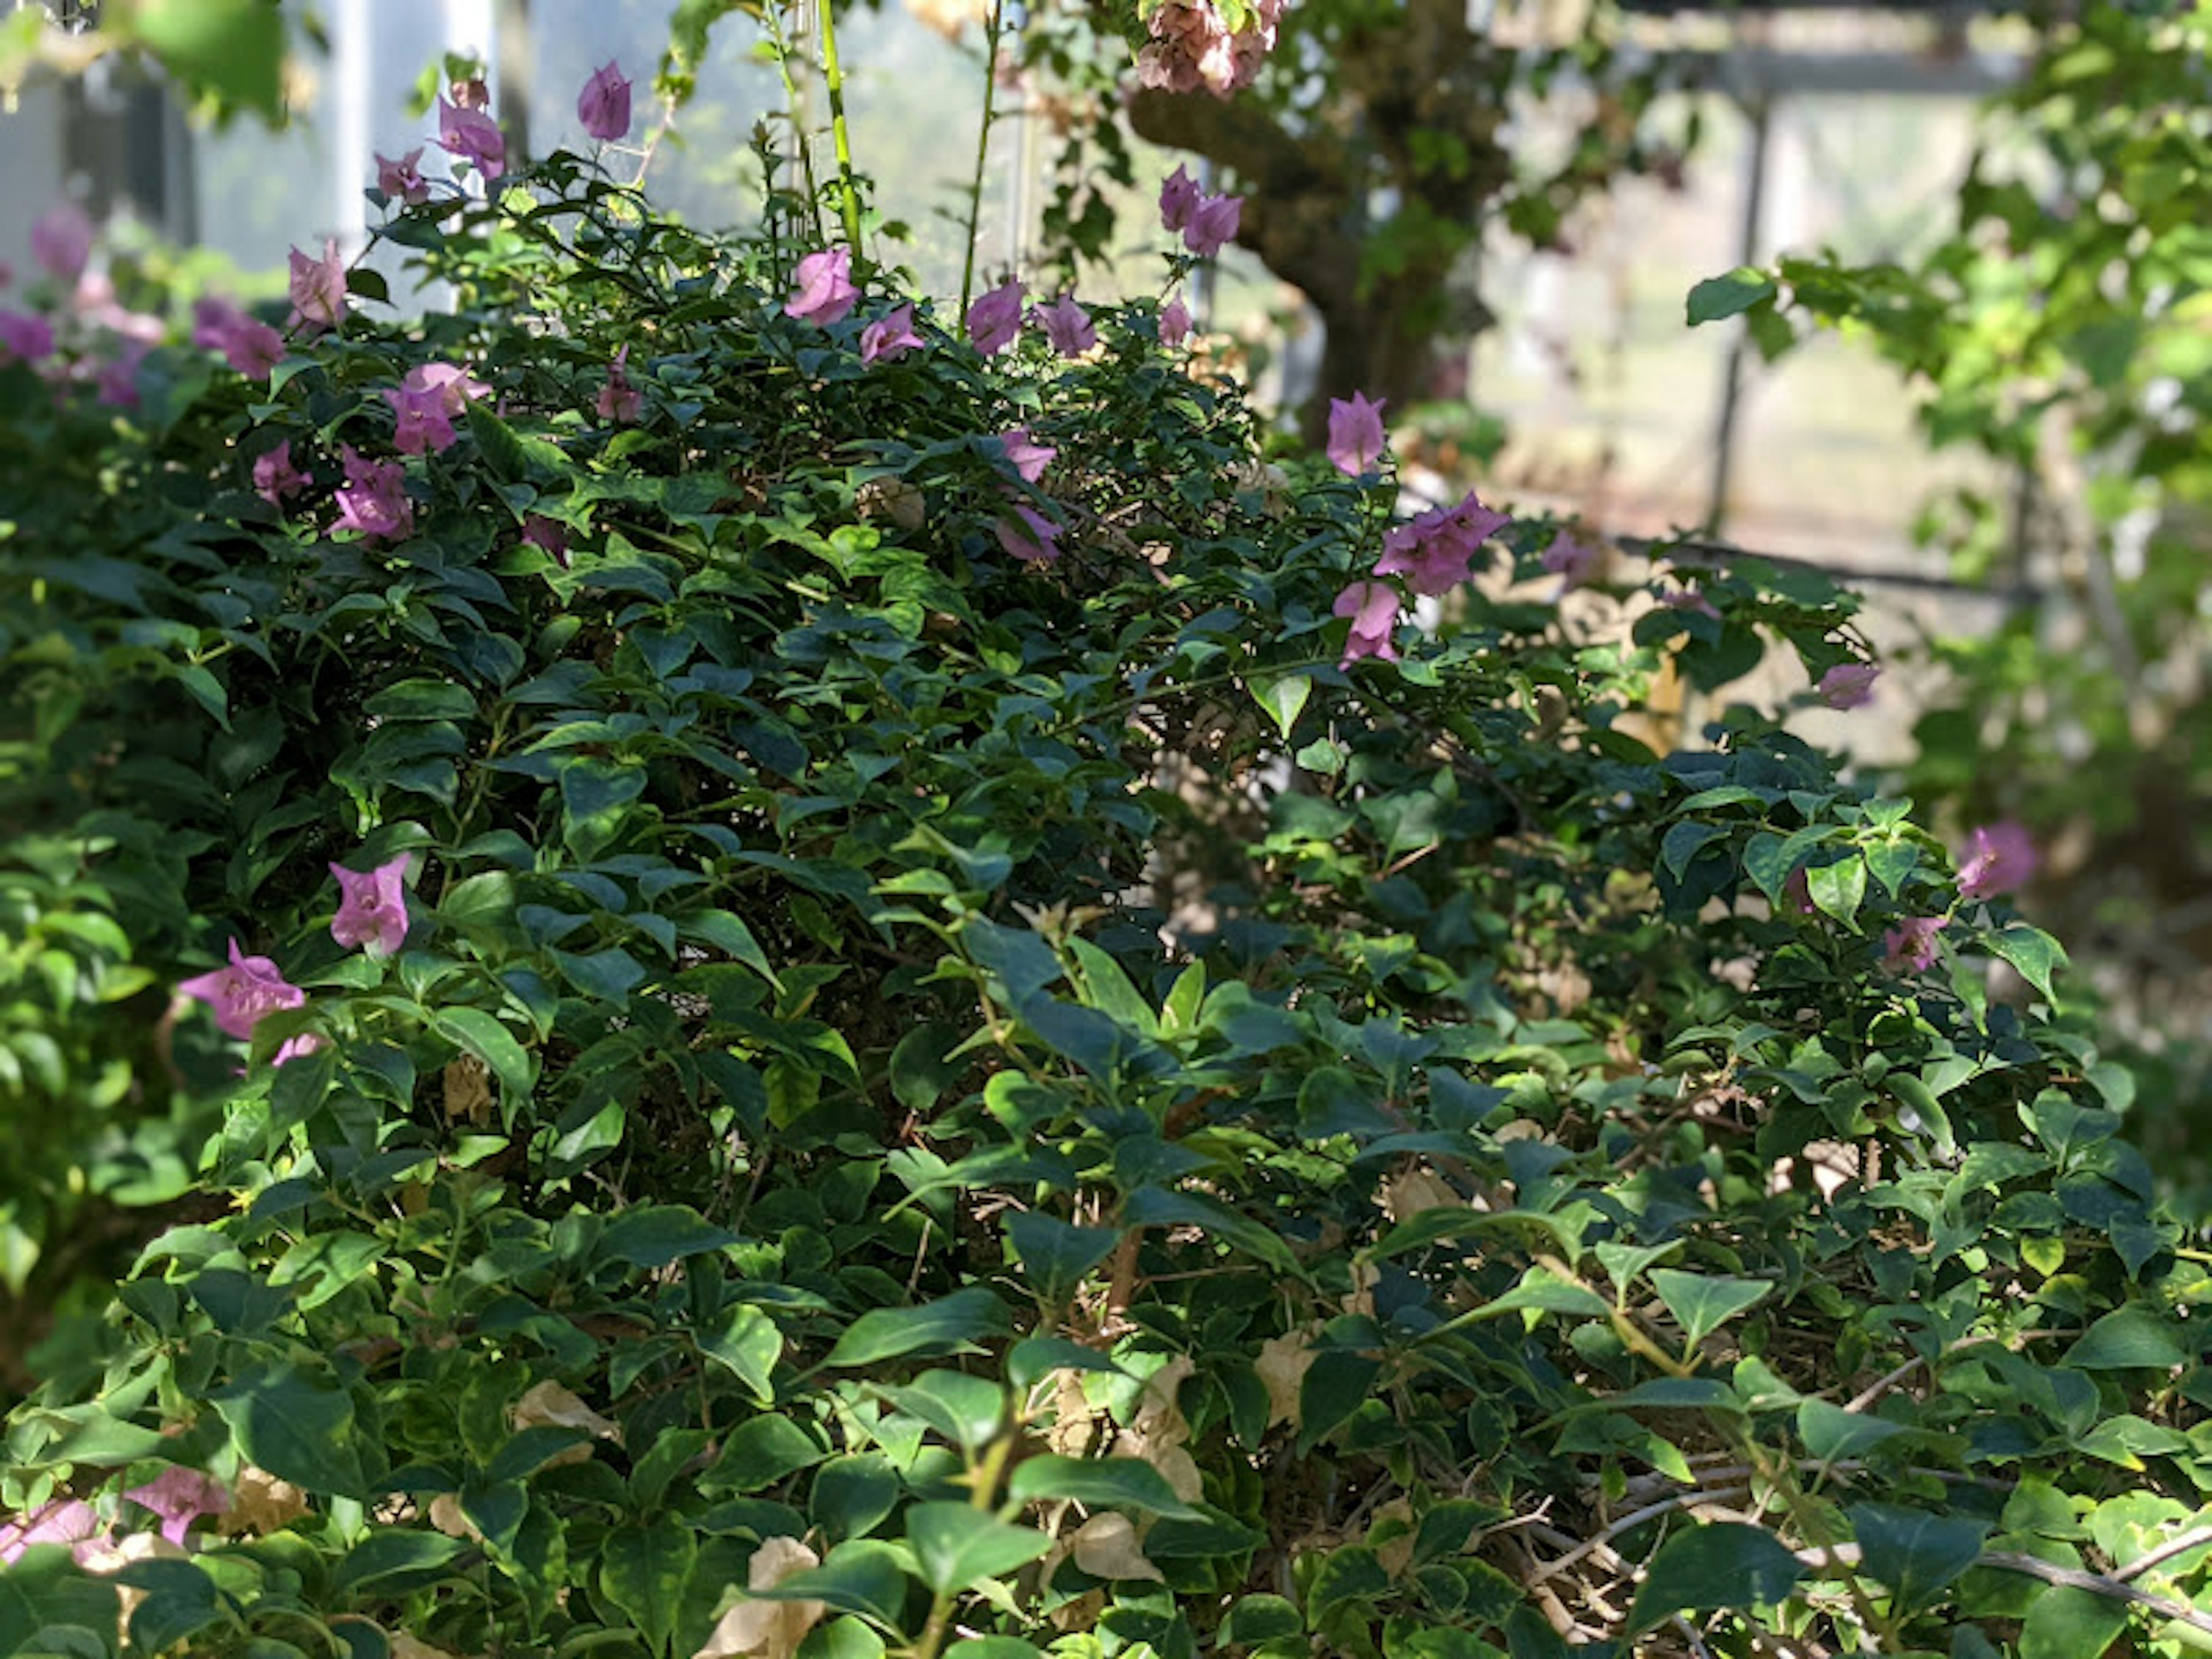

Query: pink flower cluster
[968,277,1025,356]
[990,426,1062,565]
[1159,165,1241,259]
[1034,294,1097,358]
[2,204,169,404]
[176,855,412,1067]
[786,248,859,327]
[1958,820,2036,902]
[438,87,507,180]
[1137,0,1284,98]
[384,361,488,455]
[598,345,643,423]
[1324,392,1512,669]
[287,240,347,335]
[1376,490,1512,597]
[335,445,414,542]
[375,148,430,207]
[192,297,284,381]
[1817,661,1880,710]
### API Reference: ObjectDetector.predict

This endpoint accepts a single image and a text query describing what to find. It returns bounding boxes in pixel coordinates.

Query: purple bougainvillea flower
[437,94,507,179]
[522,514,570,565]
[384,381,459,455]
[994,427,1055,484]
[1158,297,1192,347]
[1817,662,1880,710]
[1781,866,1818,916]
[92,339,151,408]
[967,277,1025,355]
[1035,294,1097,358]
[0,309,55,365]
[0,1500,108,1566]
[994,503,1062,566]
[1182,193,1241,258]
[31,202,92,287]
[192,297,285,380]
[404,361,490,411]
[124,1467,229,1547]
[253,441,309,507]
[786,248,859,326]
[1326,391,1388,477]
[1657,584,1720,620]
[861,302,923,366]
[272,1032,327,1067]
[1334,579,1400,668]
[578,60,633,142]
[286,240,347,334]
[597,346,643,423]
[1957,820,2037,901]
[331,854,411,956]
[1374,489,1508,597]
[179,939,306,1041]
[375,147,430,206]
[1543,532,1601,593]
[334,445,414,543]
[1376,528,1473,597]
[1883,915,1946,973]
[1159,164,1202,233]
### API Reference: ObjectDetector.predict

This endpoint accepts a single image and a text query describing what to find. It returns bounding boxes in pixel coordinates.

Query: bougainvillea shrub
[3,81,2210,1659]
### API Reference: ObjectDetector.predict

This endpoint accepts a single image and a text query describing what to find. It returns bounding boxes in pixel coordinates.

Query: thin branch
[1976,1551,2212,1639]
[1528,1487,1753,1584]
[2112,1524,2212,1585]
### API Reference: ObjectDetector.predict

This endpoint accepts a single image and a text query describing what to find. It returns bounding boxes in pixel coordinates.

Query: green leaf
[1006,1455,1203,1519]
[1686,267,1779,326]
[208,1363,366,1499]
[707,1415,829,1492]
[1797,1398,1908,1463]
[599,1204,740,1268]
[1475,1266,1610,1322]
[812,1455,901,1542]
[749,1540,911,1628]
[1805,855,1866,926]
[2062,1304,2188,1370]
[906,1502,1050,1594]
[1006,1211,1119,1305]
[1660,821,1723,880]
[130,0,286,119]
[1987,924,2067,1004]
[1221,1597,1304,1645]
[1297,1351,1383,1453]
[335,1529,467,1593]
[1251,672,1311,739]
[0,1546,123,1657]
[601,1518,698,1657]
[1847,1505,1988,1613]
[2016,1584,2131,1659]
[682,908,783,989]
[878,1370,1005,1453]
[825,1287,1012,1368]
[1308,1544,1391,1615]
[116,1557,225,1653]
[1625,1522,1805,1634]
[430,1006,533,1100]
[698,1302,782,1404]
[1647,1268,1771,1350]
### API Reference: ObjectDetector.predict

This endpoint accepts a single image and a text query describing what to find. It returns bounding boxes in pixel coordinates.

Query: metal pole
[332,0,373,248]
[1705,91,1771,536]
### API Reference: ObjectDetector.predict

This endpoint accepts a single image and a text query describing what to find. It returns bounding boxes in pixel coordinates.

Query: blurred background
[3,0,2209,1184]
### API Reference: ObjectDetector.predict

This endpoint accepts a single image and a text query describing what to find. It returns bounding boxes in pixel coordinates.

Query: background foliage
[1692,2,2212,1185]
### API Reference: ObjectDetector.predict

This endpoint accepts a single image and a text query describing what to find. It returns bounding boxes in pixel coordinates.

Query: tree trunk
[1120,0,1512,442]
